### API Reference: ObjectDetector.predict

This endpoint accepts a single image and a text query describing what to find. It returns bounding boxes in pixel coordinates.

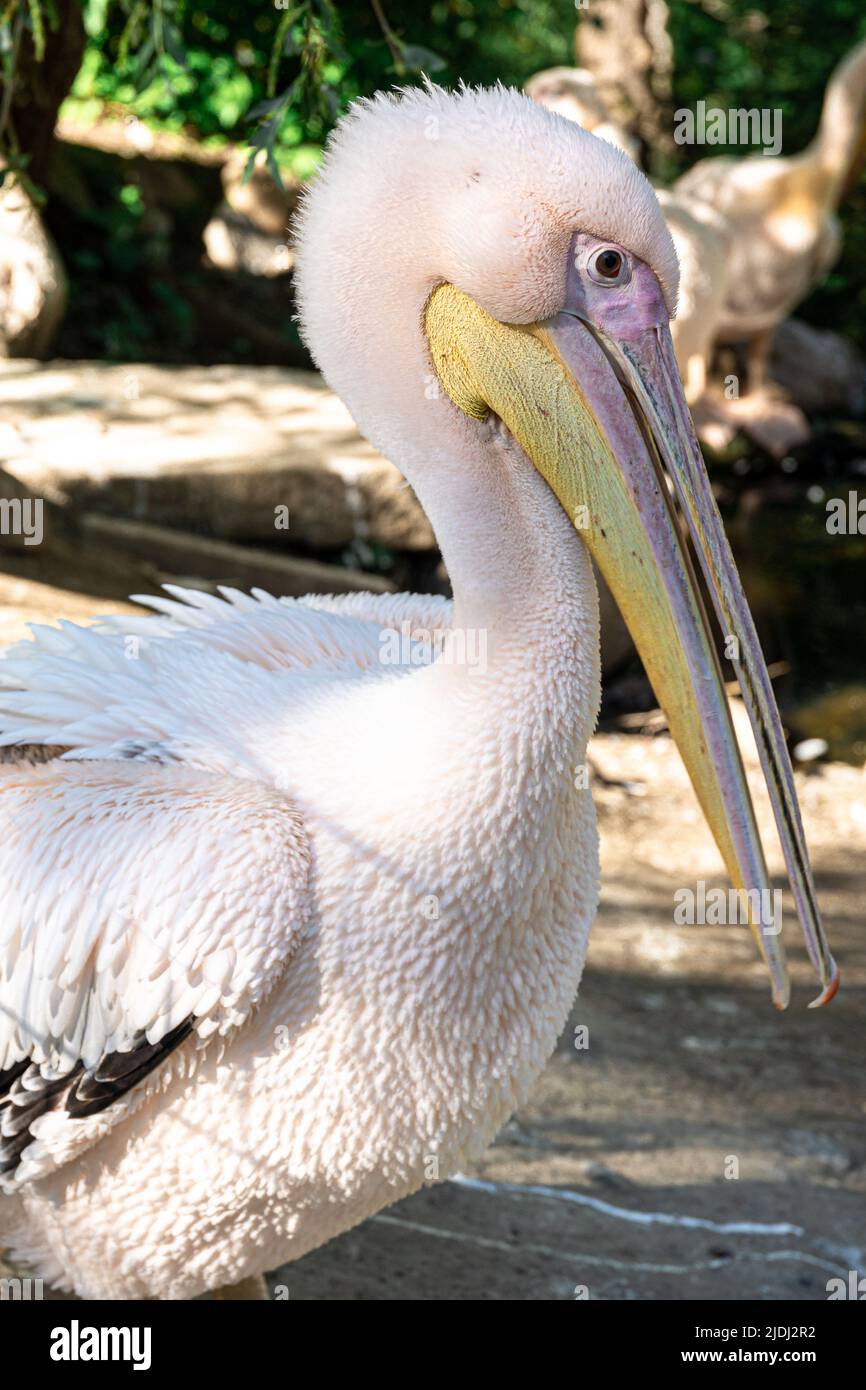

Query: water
[729,480,866,765]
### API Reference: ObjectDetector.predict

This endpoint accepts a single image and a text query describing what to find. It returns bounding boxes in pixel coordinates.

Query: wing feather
[0,585,452,766]
[0,759,310,1188]
[0,583,451,1186]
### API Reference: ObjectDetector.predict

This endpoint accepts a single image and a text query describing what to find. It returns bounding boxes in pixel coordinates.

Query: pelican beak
[425,282,837,1009]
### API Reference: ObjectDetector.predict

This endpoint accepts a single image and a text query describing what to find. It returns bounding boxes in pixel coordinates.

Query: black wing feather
[0,1017,194,1176]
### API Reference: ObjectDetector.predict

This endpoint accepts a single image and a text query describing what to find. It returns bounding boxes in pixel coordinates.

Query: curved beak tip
[808,958,840,1009]
[771,981,790,1012]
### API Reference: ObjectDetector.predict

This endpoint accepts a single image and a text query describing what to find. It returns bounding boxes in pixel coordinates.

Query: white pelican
[673,37,866,391]
[654,189,731,405]
[0,85,837,1301]
[524,67,640,160]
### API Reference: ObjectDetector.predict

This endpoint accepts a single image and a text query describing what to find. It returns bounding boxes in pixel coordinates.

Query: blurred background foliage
[0,1,862,753]
[66,1,573,167]
[1,0,864,358]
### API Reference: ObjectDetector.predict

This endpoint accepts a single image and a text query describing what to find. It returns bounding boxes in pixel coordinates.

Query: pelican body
[0,86,834,1300]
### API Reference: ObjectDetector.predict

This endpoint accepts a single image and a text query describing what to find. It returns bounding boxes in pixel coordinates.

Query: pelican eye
[587,247,630,286]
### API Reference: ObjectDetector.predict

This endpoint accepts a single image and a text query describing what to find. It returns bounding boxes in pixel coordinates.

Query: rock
[203,152,300,277]
[0,360,435,550]
[203,207,294,278]
[0,467,49,551]
[793,737,829,763]
[221,150,300,234]
[770,319,866,416]
[79,514,395,596]
[691,384,811,460]
[0,175,67,358]
[56,113,226,167]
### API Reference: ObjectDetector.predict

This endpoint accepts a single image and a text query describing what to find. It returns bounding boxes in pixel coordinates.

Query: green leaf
[247,93,289,122]
[266,144,285,191]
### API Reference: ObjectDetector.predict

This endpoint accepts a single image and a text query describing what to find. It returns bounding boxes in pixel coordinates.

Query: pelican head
[295,84,836,1009]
